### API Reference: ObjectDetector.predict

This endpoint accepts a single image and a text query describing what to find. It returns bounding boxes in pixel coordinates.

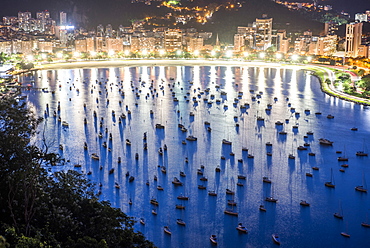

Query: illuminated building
[276,30,290,54]
[130,36,156,52]
[355,13,368,23]
[233,34,245,52]
[164,29,182,52]
[60,12,67,26]
[358,45,370,58]
[106,24,113,37]
[345,22,363,58]
[106,37,123,52]
[0,41,12,55]
[37,40,53,53]
[254,16,273,50]
[86,37,95,52]
[187,37,203,52]
[97,24,104,37]
[75,39,87,52]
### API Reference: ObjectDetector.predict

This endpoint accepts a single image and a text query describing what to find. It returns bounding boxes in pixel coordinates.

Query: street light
[159,49,166,56]
[26,55,34,61]
[56,53,63,59]
[90,51,97,57]
[176,50,182,56]
[108,50,115,57]
[291,54,299,61]
[124,50,130,56]
[141,49,148,57]
[41,54,47,60]
[276,53,282,60]
[307,56,312,62]
[226,50,233,58]
[243,52,249,57]
[73,52,80,58]
[259,52,265,59]
[211,50,216,57]
[194,50,200,57]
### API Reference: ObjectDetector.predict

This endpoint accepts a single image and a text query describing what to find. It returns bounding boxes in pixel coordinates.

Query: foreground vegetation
[0,96,155,247]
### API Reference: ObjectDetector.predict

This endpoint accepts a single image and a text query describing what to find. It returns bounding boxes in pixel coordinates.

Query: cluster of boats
[35,69,370,247]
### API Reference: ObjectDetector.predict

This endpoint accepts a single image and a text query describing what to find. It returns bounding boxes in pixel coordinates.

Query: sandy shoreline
[37,59,300,70]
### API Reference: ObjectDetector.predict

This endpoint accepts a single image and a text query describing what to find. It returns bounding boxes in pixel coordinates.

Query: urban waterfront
[19,63,370,247]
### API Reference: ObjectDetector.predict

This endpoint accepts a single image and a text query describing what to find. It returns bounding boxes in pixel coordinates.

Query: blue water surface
[19,64,370,248]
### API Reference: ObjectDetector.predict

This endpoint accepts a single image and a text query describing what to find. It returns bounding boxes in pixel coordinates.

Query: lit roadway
[313,65,370,105]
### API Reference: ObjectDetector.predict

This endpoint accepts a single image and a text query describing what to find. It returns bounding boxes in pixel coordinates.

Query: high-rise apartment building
[187,37,203,52]
[355,13,368,23]
[18,12,31,23]
[106,24,113,37]
[254,17,273,50]
[60,12,67,26]
[345,22,363,58]
[233,34,245,52]
[164,29,182,52]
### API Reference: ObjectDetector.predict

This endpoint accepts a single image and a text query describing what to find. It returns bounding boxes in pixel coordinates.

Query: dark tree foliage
[0,96,155,248]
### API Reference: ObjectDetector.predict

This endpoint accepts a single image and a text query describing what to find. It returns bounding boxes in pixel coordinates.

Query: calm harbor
[19,63,370,247]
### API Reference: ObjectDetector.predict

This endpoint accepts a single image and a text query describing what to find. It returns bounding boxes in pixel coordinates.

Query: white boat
[272,234,281,245]
[210,234,217,245]
[186,135,197,141]
[236,223,248,233]
[176,218,186,226]
[319,138,333,145]
[61,121,69,127]
[140,218,145,225]
[91,153,99,160]
[163,226,171,235]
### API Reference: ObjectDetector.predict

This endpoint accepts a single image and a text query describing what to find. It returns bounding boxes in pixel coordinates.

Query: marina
[19,64,370,247]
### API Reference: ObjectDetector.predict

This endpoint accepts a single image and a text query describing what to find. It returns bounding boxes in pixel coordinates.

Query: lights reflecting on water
[20,65,370,248]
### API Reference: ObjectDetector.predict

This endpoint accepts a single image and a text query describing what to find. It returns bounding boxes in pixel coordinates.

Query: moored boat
[224,208,238,216]
[172,177,183,186]
[91,153,99,160]
[300,200,310,206]
[319,138,333,145]
[236,223,248,233]
[208,190,217,196]
[150,198,159,206]
[210,234,217,245]
[176,219,186,226]
[186,135,197,141]
[272,234,281,245]
[140,218,145,225]
[177,194,189,200]
[265,197,278,202]
[163,226,171,235]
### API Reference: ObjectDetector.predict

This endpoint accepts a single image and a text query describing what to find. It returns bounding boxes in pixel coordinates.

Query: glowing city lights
[259,52,265,59]
[26,55,34,61]
[291,54,299,61]
[159,49,166,56]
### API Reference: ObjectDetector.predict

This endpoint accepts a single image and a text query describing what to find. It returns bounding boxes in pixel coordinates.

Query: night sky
[0,0,369,25]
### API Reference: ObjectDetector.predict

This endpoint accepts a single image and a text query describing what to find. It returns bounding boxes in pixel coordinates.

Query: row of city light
[26,50,312,62]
